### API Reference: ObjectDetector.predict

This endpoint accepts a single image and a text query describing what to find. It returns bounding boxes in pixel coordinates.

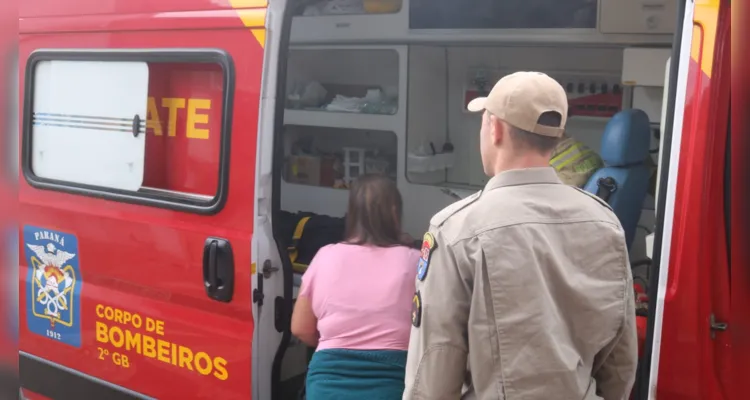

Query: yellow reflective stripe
[550,143,584,171]
[550,142,576,163]
[557,149,595,171]
[288,216,311,263]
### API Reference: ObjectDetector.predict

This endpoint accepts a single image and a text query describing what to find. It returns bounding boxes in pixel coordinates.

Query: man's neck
[488,154,552,177]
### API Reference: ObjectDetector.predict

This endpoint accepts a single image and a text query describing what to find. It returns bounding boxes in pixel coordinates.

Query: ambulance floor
[280,373,306,400]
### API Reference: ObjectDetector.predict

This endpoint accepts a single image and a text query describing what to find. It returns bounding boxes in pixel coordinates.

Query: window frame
[21,48,235,215]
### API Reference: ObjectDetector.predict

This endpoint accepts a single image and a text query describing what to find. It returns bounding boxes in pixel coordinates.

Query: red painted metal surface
[143,62,224,196]
[17,0,741,399]
[656,1,732,398]
[22,389,53,400]
[19,0,248,18]
[730,1,750,396]
[18,0,266,398]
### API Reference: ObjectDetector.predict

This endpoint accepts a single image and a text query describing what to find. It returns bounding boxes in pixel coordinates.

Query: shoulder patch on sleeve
[411,291,422,327]
[416,232,436,282]
[429,190,482,227]
[571,186,614,211]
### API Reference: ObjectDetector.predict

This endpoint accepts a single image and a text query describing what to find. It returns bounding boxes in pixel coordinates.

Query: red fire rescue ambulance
[17,0,744,399]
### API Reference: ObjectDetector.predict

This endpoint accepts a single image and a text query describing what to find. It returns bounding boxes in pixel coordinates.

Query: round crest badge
[416,232,436,281]
[411,291,422,328]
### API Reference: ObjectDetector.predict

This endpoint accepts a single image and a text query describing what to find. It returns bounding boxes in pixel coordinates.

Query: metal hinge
[709,314,728,339]
[253,286,264,306]
[253,260,280,306]
[261,259,279,279]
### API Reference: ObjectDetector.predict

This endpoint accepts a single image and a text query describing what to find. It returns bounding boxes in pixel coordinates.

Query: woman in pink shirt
[291,174,420,399]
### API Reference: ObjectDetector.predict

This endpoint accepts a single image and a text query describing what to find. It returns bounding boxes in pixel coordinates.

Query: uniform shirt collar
[483,167,562,192]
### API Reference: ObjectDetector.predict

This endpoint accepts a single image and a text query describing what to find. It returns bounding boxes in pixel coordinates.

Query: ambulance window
[22,50,233,214]
[29,60,149,191]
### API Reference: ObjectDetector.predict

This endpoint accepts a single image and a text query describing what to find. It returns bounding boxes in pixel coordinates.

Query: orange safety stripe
[229,0,267,48]
[691,0,720,78]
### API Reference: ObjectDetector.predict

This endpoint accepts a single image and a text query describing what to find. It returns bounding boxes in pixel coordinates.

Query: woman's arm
[291,296,319,348]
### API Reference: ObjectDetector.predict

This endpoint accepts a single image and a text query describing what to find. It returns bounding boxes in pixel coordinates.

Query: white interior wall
[628,86,664,263]
[400,46,458,237]
[442,46,623,186]
[405,46,448,186]
[281,45,664,262]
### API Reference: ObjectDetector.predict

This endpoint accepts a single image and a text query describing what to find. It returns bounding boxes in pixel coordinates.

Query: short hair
[506,111,562,153]
[343,174,405,248]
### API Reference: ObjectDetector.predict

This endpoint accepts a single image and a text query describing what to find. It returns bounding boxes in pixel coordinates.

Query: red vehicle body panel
[655,0,734,398]
[17,0,741,399]
[18,0,266,398]
[730,3,750,397]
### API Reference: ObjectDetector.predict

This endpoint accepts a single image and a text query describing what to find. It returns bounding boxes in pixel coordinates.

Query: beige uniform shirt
[550,136,605,188]
[404,168,637,400]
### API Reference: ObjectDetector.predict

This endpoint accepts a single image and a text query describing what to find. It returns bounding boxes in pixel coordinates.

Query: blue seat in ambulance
[584,109,652,249]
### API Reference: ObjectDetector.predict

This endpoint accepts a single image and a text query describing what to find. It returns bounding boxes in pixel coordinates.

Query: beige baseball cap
[467,71,568,138]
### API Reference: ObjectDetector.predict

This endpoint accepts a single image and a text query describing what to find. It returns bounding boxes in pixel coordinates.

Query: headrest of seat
[599,109,652,167]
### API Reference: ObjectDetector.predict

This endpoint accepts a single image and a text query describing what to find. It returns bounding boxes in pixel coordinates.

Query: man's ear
[491,116,505,146]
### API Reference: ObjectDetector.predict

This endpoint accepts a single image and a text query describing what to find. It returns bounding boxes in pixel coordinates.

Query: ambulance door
[730,30,750,400]
[644,0,731,398]
[244,0,293,397]
[18,45,258,399]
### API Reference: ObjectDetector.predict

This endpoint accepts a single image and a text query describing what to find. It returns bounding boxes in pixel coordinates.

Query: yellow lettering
[143,335,157,358]
[125,330,141,354]
[213,357,229,381]
[162,98,186,137]
[171,343,178,366]
[109,326,125,348]
[146,318,156,332]
[147,97,164,136]
[157,339,171,363]
[194,352,212,376]
[155,320,165,336]
[95,307,230,380]
[95,321,108,343]
[186,99,211,140]
[178,346,194,371]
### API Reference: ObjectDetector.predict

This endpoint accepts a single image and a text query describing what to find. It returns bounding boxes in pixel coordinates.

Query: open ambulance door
[641,0,732,398]
[251,0,297,399]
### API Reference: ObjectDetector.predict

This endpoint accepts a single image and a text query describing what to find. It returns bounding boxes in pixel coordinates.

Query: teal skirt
[305,348,407,400]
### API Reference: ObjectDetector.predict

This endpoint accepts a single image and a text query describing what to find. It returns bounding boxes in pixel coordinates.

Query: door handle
[202,237,234,303]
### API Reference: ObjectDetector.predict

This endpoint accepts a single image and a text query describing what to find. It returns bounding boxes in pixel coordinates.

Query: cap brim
[467,97,487,113]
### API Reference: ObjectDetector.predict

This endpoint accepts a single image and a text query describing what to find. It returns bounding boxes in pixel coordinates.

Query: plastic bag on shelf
[407,142,455,173]
[324,88,397,114]
[287,81,327,109]
[325,94,366,113]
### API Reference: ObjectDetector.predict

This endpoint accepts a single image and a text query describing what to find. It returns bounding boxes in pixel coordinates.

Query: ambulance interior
[274,0,679,397]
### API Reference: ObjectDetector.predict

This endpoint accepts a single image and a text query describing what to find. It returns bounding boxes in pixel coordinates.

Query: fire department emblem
[23,226,82,347]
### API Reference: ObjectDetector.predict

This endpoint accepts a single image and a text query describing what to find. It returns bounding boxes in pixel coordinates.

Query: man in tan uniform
[404,72,638,400]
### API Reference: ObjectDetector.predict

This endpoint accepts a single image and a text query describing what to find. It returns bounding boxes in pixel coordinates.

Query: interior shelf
[290,0,407,43]
[281,180,350,218]
[290,13,408,44]
[284,109,401,131]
